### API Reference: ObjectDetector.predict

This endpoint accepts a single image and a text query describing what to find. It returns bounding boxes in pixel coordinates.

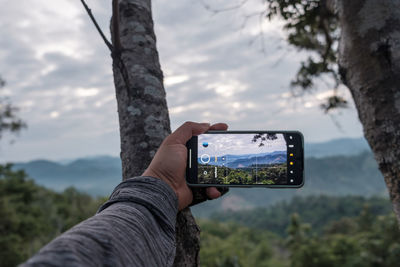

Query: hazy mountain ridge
[200,151,286,168]
[191,151,387,217]
[10,137,382,216]
[305,137,370,158]
[226,152,286,168]
[12,156,122,196]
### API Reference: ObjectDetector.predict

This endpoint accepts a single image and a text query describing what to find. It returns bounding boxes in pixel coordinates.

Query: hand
[143,121,228,210]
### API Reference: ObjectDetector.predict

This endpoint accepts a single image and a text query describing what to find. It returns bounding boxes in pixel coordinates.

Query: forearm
[22,177,178,267]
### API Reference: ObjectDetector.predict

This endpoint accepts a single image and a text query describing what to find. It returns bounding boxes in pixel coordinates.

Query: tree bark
[111,0,200,265]
[336,0,400,222]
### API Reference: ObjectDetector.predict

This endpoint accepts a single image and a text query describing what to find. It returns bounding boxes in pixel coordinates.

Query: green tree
[0,75,25,139]
[206,0,400,225]
[0,164,105,266]
[211,195,393,236]
[286,211,400,267]
[263,0,400,225]
[199,220,287,267]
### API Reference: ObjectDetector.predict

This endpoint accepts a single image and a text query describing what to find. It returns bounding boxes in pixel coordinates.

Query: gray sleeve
[21,176,178,267]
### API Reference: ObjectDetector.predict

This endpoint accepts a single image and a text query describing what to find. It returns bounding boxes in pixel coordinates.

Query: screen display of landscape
[197,133,287,185]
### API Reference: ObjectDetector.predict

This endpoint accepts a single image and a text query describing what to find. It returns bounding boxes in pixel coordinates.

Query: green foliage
[264,0,347,111]
[201,198,399,267]
[200,163,286,185]
[287,211,400,267]
[1,163,399,266]
[252,133,278,147]
[0,164,105,266]
[193,152,386,218]
[201,207,400,267]
[199,220,287,267]
[0,76,26,139]
[211,195,392,236]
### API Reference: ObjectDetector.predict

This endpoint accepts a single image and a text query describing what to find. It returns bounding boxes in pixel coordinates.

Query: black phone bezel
[185,130,304,188]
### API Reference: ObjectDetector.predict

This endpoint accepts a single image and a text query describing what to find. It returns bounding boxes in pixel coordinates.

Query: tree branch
[112,0,122,52]
[200,0,249,14]
[80,0,132,96]
[80,0,113,52]
[110,0,132,96]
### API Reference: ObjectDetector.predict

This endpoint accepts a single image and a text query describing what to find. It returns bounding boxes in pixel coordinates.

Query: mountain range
[200,151,286,168]
[191,151,387,217]
[9,137,381,216]
[12,156,122,196]
[305,137,370,157]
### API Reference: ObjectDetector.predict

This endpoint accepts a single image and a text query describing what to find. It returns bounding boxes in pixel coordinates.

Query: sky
[0,0,363,162]
[198,133,286,157]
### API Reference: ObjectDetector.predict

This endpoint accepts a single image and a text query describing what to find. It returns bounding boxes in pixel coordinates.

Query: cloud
[198,133,286,157]
[74,88,100,97]
[164,75,189,87]
[0,0,362,162]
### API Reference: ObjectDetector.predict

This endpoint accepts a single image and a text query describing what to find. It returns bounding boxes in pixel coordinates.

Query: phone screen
[186,131,303,187]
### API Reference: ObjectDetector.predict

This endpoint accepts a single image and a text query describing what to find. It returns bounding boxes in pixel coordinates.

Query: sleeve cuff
[97,176,178,226]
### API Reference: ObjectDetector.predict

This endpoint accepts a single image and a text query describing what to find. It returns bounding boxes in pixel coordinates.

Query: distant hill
[210,195,392,236]
[12,156,122,196]
[305,137,370,158]
[202,151,286,168]
[191,151,387,217]
[10,137,384,216]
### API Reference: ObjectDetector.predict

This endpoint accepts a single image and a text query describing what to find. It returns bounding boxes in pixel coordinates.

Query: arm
[22,177,178,267]
[21,122,228,267]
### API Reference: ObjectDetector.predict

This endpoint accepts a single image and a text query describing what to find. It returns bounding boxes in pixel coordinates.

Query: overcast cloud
[0,0,363,162]
[198,133,286,157]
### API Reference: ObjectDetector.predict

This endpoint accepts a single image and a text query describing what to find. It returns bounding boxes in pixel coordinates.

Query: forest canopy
[1,163,398,267]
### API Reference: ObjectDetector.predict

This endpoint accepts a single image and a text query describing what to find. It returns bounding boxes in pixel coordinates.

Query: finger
[206,187,222,199]
[209,123,228,131]
[167,121,210,145]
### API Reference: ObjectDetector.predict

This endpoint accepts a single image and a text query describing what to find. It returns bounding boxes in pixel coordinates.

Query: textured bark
[112,0,170,177]
[173,208,201,266]
[111,0,200,266]
[336,0,400,222]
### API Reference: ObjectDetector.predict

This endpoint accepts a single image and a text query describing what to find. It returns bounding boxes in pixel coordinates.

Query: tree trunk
[111,0,200,265]
[336,0,400,222]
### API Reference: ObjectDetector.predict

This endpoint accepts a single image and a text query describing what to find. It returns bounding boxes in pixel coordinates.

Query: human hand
[142,121,228,210]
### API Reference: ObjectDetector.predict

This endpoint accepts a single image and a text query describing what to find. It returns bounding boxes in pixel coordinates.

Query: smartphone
[186,131,304,188]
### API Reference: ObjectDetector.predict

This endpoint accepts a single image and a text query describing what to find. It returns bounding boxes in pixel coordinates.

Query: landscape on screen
[198,133,287,185]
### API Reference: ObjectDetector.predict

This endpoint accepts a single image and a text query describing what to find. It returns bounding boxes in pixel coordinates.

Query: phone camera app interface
[198,133,287,185]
